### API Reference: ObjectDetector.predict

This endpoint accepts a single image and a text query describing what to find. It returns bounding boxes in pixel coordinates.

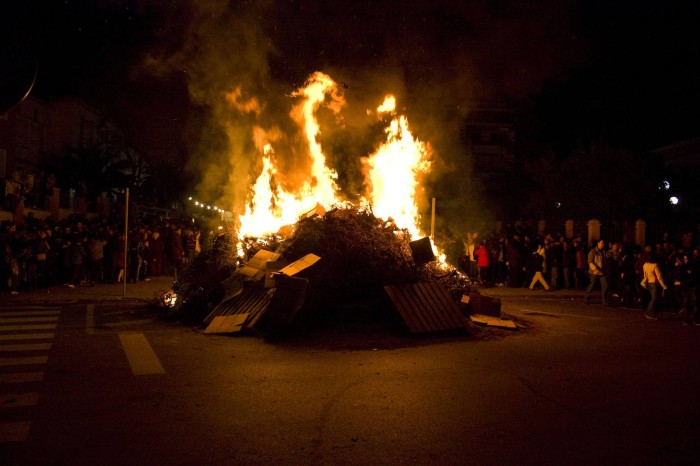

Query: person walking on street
[528,244,553,291]
[641,252,668,320]
[584,239,608,305]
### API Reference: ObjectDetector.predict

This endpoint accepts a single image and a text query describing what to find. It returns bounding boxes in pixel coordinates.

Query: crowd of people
[0,213,205,295]
[3,198,699,325]
[461,229,700,324]
[2,169,58,214]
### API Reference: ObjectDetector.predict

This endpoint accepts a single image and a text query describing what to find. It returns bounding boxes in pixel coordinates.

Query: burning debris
[157,205,472,337]
[155,72,477,336]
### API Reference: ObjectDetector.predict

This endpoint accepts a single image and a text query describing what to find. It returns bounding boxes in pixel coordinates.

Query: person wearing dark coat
[149,231,165,277]
[169,226,185,280]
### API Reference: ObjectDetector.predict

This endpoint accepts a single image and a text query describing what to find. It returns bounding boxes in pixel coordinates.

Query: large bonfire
[171,72,470,331]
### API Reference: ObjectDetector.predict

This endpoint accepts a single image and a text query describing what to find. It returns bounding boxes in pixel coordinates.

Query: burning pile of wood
[159,205,474,336]
[277,205,416,297]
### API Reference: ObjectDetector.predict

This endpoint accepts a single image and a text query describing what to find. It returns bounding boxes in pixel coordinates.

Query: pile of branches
[163,205,472,326]
[276,205,417,300]
[160,232,239,322]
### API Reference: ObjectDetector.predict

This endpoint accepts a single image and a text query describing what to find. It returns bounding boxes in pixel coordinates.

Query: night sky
[3,1,700,198]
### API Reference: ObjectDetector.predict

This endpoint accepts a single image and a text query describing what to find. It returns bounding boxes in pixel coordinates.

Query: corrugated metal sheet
[204,287,272,330]
[204,314,250,334]
[384,282,467,334]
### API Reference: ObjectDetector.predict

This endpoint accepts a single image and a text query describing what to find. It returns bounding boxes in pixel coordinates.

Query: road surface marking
[0,333,55,341]
[0,392,39,408]
[0,310,60,317]
[0,372,44,384]
[0,356,49,367]
[0,316,59,324]
[119,333,165,375]
[0,324,57,331]
[0,343,52,352]
[0,421,31,443]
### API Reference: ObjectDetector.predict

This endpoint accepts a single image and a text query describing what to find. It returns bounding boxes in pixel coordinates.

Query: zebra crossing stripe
[0,372,44,384]
[0,324,57,331]
[0,421,31,442]
[0,392,39,408]
[0,317,59,324]
[119,333,165,375]
[0,343,52,352]
[0,310,57,445]
[0,333,55,341]
[0,310,60,317]
[0,356,49,367]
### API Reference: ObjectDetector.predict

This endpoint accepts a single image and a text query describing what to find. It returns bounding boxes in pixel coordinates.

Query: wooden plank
[384,286,420,333]
[279,254,321,276]
[422,283,459,329]
[384,283,465,335]
[239,250,281,282]
[417,283,460,330]
[395,285,432,333]
[469,314,517,329]
[423,283,465,328]
[246,249,281,271]
[412,284,446,331]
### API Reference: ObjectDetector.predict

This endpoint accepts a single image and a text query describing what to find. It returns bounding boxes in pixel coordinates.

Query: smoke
[140,0,584,233]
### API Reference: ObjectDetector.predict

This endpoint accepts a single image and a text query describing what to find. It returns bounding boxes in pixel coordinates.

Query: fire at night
[230,71,438,258]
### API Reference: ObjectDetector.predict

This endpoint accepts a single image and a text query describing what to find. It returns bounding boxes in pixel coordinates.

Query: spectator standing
[149,231,165,277]
[34,229,51,288]
[86,232,107,285]
[169,226,185,280]
[2,239,20,294]
[670,252,694,322]
[619,244,639,308]
[506,235,521,288]
[161,221,173,275]
[562,239,576,289]
[184,228,197,263]
[112,232,126,283]
[127,228,143,283]
[494,238,507,286]
[474,239,491,286]
[466,232,479,281]
[684,250,700,325]
[574,240,588,290]
[68,234,86,287]
[548,238,563,289]
[605,242,622,299]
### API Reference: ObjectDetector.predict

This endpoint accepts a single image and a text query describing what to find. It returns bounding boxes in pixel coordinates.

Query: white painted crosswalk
[0,308,60,444]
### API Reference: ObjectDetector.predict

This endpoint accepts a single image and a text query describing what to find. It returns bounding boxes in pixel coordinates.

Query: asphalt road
[1,289,699,465]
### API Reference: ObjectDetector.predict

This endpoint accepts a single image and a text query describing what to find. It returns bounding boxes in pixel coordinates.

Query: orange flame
[363,95,431,238]
[237,74,434,255]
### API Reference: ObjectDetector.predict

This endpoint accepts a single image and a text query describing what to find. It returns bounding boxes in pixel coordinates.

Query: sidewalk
[477,285,588,301]
[0,276,176,305]
[0,276,591,306]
